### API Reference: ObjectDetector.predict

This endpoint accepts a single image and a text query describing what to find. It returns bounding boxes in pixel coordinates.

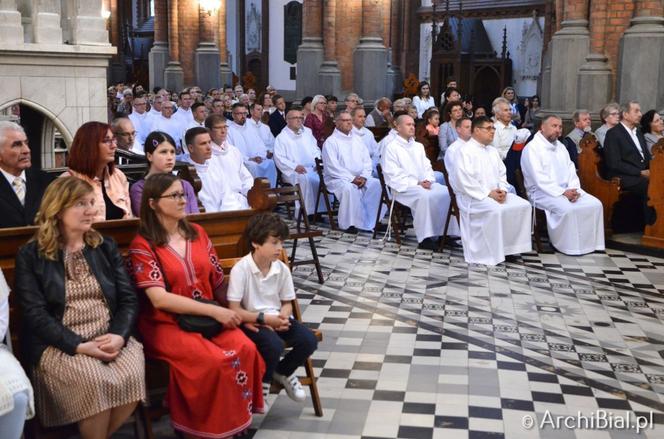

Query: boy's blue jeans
[241,318,318,383]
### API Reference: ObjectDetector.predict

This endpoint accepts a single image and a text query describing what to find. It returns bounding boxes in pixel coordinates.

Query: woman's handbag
[149,243,223,339]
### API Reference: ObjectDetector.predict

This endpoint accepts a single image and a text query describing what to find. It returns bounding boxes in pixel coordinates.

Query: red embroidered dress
[128,224,265,438]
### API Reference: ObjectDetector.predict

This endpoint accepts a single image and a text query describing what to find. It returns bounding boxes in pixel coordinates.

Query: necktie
[13,177,25,205]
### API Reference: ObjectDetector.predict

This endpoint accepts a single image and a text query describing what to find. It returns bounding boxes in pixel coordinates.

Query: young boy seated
[227,212,318,408]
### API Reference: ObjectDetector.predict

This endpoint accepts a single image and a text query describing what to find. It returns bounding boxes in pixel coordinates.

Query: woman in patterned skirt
[128,173,265,438]
[14,177,145,439]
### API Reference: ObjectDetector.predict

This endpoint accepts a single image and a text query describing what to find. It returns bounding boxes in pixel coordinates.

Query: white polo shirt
[227,253,296,315]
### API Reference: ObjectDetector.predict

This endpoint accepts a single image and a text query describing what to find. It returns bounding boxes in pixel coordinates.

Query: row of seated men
[0,173,318,438]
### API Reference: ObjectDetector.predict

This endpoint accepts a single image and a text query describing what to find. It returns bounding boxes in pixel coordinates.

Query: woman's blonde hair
[33,177,103,260]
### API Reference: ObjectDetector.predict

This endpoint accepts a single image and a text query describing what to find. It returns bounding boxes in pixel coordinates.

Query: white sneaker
[273,372,306,402]
[261,382,271,411]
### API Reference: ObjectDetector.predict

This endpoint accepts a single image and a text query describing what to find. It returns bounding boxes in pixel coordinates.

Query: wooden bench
[415,124,443,173]
[577,134,621,236]
[643,139,664,248]
[2,182,323,438]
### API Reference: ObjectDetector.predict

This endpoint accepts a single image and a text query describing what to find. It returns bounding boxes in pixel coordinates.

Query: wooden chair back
[643,138,664,248]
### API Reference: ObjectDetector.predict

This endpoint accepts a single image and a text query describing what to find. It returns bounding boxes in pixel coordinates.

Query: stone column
[149,0,168,90]
[164,0,183,92]
[195,4,221,91]
[384,0,400,98]
[0,0,23,44]
[318,0,341,97]
[617,0,664,110]
[64,0,109,45]
[576,0,612,115]
[353,0,388,102]
[296,0,323,99]
[218,0,232,88]
[32,0,63,44]
[542,0,589,115]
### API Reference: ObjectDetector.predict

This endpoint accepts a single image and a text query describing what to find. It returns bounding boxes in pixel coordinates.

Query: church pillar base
[296,38,324,99]
[546,20,589,113]
[353,37,388,103]
[164,62,184,93]
[195,43,221,92]
[149,42,169,90]
[617,16,664,110]
[220,62,233,88]
[577,53,612,115]
[318,61,342,98]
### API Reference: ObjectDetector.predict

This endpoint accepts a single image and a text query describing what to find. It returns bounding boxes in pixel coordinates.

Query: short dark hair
[301,96,313,107]
[232,102,247,111]
[455,116,471,128]
[144,131,177,156]
[325,95,338,103]
[249,103,262,112]
[443,100,463,122]
[185,126,209,146]
[273,94,285,103]
[205,113,227,129]
[471,115,493,131]
[287,105,303,115]
[245,212,289,251]
[139,173,198,247]
[179,90,191,99]
[191,102,206,112]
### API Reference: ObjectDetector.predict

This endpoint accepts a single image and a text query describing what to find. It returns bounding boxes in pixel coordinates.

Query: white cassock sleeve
[322,140,356,183]
[494,150,510,191]
[240,162,254,195]
[360,146,373,180]
[273,135,298,178]
[382,144,419,192]
[455,151,490,201]
[198,176,223,212]
[521,144,565,198]
[419,146,436,182]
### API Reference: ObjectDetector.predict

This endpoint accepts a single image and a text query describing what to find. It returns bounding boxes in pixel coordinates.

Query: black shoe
[417,238,439,250]
[505,255,520,263]
[442,236,462,249]
[344,226,359,234]
[374,224,388,233]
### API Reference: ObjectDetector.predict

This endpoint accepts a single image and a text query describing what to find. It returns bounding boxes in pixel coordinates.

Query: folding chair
[373,164,408,244]
[438,163,461,252]
[514,168,544,253]
[313,157,339,230]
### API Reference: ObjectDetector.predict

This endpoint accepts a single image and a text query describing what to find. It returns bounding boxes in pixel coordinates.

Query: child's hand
[266,314,290,331]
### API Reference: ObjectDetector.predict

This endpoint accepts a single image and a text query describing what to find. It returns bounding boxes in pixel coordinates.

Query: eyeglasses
[233,112,248,116]
[288,116,304,120]
[159,191,187,201]
[477,126,496,132]
[608,112,620,116]
[101,137,117,145]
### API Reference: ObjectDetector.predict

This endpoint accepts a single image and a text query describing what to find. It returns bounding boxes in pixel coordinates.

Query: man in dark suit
[0,121,51,228]
[268,94,288,137]
[603,101,653,224]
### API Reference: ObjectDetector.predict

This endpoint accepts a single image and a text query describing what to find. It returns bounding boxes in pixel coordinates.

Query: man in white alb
[322,111,385,232]
[273,106,325,215]
[248,103,275,153]
[381,115,451,250]
[183,127,253,212]
[521,115,604,255]
[454,116,532,265]
[149,100,183,152]
[128,95,149,146]
[444,116,472,189]
[227,103,277,187]
[351,107,380,174]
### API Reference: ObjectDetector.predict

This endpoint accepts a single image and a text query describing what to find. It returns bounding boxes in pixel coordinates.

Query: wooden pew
[577,134,621,236]
[415,123,443,172]
[367,126,391,143]
[642,139,664,248]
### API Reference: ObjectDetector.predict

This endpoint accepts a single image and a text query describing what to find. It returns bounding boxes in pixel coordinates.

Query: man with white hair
[365,98,392,128]
[454,116,532,265]
[274,106,325,215]
[0,121,51,228]
[492,96,525,186]
[521,115,604,255]
[323,111,384,232]
[381,114,452,250]
[227,103,277,187]
[344,93,360,111]
[562,110,592,167]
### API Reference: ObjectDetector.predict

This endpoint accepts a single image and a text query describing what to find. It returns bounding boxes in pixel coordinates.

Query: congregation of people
[0,76,657,438]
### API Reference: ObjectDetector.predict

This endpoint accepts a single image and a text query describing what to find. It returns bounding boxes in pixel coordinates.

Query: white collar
[468,137,489,149]
[247,254,281,278]
[0,167,26,187]
[352,126,365,136]
[333,128,353,140]
[535,131,558,150]
[621,121,637,134]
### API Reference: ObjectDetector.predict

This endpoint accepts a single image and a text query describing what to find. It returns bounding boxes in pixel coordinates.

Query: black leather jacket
[14,236,138,366]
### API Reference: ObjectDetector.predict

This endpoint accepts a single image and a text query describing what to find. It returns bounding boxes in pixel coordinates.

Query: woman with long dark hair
[413,81,436,119]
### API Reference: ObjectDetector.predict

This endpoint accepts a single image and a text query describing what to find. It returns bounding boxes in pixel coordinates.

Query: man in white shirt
[248,103,275,153]
[205,113,231,157]
[149,100,183,152]
[183,127,253,212]
[351,107,380,174]
[128,95,150,145]
[492,97,519,186]
[444,117,472,194]
[111,117,144,155]
[227,103,277,187]
[172,90,194,136]
[381,115,451,250]
[323,111,385,232]
[454,116,532,265]
[521,115,605,255]
[273,107,325,216]
[181,102,208,142]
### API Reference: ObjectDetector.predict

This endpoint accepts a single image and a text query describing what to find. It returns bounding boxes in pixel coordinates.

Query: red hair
[67,121,115,179]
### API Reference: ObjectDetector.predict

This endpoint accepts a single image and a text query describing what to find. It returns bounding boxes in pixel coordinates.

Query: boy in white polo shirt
[227,213,318,408]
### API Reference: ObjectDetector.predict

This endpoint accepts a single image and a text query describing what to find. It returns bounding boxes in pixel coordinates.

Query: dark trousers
[504,148,522,190]
[241,318,318,383]
[622,176,655,225]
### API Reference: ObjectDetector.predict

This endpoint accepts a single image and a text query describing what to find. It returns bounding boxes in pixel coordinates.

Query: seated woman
[14,177,145,439]
[0,268,34,439]
[63,121,132,222]
[129,131,199,216]
[128,173,264,438]
[641,109,664,154]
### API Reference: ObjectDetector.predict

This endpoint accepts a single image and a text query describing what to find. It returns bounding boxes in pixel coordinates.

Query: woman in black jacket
[14,176,145,439]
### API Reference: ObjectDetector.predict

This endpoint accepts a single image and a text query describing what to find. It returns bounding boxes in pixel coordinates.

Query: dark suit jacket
[0,168,52,229]
[268,110,287,137]
[603,123,651,189]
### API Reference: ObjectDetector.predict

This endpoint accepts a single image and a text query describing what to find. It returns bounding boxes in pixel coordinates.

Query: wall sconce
[200,0,220,16]
[102,9,111,20]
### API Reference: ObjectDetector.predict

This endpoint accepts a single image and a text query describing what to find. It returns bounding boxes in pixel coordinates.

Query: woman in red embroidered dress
[128,173,264,438]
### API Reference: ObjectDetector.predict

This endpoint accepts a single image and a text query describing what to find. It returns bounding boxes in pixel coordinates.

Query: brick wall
[336,0,363,91]
[178,0,200,86]
[603,0,633,92]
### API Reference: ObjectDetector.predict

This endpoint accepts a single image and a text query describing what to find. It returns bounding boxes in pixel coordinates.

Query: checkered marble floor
[117,224,664,439]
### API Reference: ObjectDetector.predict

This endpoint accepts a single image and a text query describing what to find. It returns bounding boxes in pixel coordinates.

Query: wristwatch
[256,312,265,325]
